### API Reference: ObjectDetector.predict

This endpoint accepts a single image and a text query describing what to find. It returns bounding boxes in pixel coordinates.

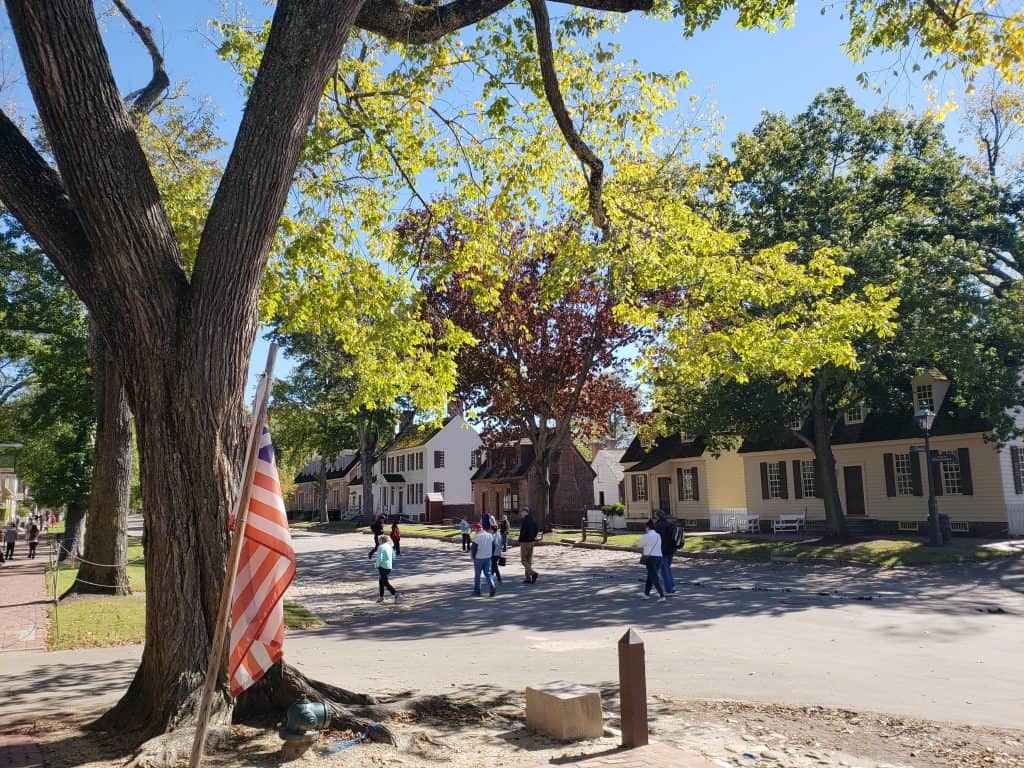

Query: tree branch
[113,0,170,117]
[923,0,960,32]
[355,0,652,45]
[528,0,609,236]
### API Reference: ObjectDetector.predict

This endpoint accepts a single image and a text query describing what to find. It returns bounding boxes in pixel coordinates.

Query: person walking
[459,517,471,552]
[638,519,666,601]
[368,512,385,560]
[27,520,40,560]
[390,520,401,556]
[4,522,17,560]
[375,534,400,603]
[481,510,493,532]
[498,515,510,552]
[489,522,504,584]
[518,507,539,583]
[653,509,678,594]
[471,523,497,597]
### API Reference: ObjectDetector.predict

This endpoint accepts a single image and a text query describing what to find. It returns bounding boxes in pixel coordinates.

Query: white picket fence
[709,508,750,532]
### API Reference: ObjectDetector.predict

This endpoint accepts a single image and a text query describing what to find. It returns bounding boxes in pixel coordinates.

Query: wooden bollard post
[617,628,648,747]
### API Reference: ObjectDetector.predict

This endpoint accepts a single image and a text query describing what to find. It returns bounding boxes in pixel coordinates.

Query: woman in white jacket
[637,519,666,601]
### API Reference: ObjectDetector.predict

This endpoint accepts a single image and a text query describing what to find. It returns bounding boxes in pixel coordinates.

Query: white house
[591,446,625,508]
[371,413,482,521]
[290,453,359,517]
[739,370,1024,536]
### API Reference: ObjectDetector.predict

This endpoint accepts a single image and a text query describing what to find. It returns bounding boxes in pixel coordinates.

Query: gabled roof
[739,394,992,453]
[389,417,456,451]
[294,452,358,484]
[471,461,532,482]
[621,434,708,472]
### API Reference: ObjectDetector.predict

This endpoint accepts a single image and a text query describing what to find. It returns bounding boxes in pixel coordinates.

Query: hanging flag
[228,423,295,696]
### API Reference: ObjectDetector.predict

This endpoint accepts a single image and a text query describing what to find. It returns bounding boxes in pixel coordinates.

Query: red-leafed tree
[416,219,646,529]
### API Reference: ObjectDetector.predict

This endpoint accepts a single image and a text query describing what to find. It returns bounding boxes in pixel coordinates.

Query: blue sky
[3,2,970,397]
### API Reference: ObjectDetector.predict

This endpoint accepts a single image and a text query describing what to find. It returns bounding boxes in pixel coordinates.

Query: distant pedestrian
[390,520,401,556]
[498,515,509,552]
[368,512,385,560]
[490,523,503,584]
[481,510,493,532]
[638,519,666,601]
[654,509,679,594]
[27,521,40,560]
[375,535,399,604]
[4,522,16,560]
[518,507,539,584]
[471,524,497,597]
[459,517,471,552]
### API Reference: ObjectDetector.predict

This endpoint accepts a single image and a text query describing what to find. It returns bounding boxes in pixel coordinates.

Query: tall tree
[0,0,1014,757]
[654,90,1024,538]
[415,219,645,529]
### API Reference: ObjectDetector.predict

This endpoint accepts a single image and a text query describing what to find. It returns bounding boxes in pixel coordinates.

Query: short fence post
[581,516,587,542]
[617,628,648,748]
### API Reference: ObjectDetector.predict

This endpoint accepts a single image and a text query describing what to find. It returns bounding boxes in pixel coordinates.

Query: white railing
[1008,503,1024,536]
[710,508,749,532]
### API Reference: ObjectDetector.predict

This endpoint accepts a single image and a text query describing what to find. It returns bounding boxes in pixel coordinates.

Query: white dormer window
[788,416,803,430]
[845,403,866,425]
[915,384,935,412]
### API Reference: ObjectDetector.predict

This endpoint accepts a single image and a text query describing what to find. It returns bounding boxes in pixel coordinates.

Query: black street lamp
[913,406,942,546]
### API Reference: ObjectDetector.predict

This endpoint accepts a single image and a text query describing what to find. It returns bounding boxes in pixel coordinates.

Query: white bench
[772,513,805,534]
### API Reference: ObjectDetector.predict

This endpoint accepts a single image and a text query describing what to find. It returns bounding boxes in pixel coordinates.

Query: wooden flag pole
[188,343,278,768]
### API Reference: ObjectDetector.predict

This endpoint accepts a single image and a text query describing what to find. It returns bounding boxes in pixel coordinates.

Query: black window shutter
[958,447,973,496]
[777,461,788,499]
[883,453,896,497]
[1012,446,1023,495]
[691,467,700,501]
[631,475,638,502]
[792,460,803,499]
[759,462,769,499]
[910,451,923,496]
[932,452,944,496]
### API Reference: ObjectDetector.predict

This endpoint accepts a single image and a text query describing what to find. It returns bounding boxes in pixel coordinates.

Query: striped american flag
[228,423,295,696]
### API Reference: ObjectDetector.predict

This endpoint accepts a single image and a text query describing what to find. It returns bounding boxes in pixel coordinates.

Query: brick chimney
[447,399,463,419]
[399,410,415,432]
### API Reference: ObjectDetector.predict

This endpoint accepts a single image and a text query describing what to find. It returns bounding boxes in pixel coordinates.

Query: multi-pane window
[788,416,803,430]
[417,452,424,470]
[800,460,817,498]
[434,450,445,468]
[939,451,962,494]
[766,463,783,499]
[388,455,395,473]
[845,403,866,424]
[915,384,935,412]
[894,453,914,496]
[398,454,406,472]
[503,483,520,512]
[631,474,648,502]
[470,449,481,469]
[676,467,696,501]
[433,481,445,494]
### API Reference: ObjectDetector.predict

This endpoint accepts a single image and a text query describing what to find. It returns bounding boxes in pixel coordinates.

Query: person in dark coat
[653,509,678,594]
[368,512,385,559]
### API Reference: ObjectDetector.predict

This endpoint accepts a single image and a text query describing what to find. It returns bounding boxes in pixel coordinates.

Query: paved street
[1,529,1022,732]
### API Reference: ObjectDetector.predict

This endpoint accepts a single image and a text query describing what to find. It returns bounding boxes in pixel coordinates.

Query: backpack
[672,523,685,551]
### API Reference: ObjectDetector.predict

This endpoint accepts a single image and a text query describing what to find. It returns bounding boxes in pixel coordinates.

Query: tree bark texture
[69,322,132,597]
[58,501,86,563]
[317,461,329,523]
[810,378,851,541]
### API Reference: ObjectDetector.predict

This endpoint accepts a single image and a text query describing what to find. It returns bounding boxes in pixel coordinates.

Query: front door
[657,476,671,514]
[398,489,404,516]
[843,465,866,516]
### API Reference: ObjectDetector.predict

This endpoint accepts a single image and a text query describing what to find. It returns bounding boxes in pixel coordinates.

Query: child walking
[390,520,401,556]
[375,535,400,604]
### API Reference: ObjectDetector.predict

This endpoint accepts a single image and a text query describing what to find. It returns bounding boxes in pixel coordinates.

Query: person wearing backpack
[654,509,678,594]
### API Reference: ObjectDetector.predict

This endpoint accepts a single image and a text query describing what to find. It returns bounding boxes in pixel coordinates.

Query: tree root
[122,725,231,768]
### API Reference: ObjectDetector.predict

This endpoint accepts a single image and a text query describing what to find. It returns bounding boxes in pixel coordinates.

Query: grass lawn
[49,598,323,651]
[45,541,146,597]
[682,535,1017,567]
[47,520,66,536]
[291,520,359,530]
[357,523,462,540]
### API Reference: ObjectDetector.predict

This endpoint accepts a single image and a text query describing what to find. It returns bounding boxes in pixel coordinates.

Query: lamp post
[914,406,941,546]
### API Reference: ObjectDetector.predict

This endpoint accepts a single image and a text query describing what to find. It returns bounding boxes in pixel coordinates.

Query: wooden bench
[580,515,609,544]
[772,513,805,534]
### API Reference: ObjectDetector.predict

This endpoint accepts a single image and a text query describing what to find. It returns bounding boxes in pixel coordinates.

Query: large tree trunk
[317,460,329,523]
[810,378,851,541]
[58,501,86,563]
[67,322,132,597]
[359,422,378,524]
[527,427,551,531]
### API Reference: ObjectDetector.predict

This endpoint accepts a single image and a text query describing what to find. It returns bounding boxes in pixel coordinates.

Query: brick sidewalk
[0,731,46,768]
[545,743,717,768]
[0,547,51,652]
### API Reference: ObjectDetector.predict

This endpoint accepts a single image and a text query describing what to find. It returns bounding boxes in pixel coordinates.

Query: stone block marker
[525,682,603,741]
